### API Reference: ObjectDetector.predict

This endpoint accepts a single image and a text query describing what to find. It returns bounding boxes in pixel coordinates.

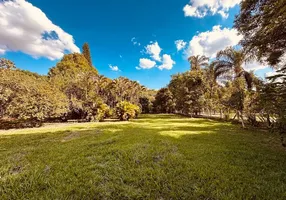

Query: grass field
[0,114,286,199]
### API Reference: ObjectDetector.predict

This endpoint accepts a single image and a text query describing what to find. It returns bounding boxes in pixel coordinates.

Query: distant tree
[82,43,93,67]
[169,70,205,116]
[49,53,99,120]
[235,0,286,66]
[139,97,152,114]
[203,63,220,116]
[0,67,69,121]
[188,55,209,71]
[153,88,175,114]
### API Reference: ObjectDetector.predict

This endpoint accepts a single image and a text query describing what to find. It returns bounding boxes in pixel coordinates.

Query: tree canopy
[235,0,286,66]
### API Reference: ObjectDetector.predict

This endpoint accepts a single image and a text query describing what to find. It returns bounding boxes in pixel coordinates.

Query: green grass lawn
[1,114,286,199]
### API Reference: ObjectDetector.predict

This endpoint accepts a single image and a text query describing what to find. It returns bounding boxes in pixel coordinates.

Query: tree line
[152,0,286,146]
[0,43,156,127]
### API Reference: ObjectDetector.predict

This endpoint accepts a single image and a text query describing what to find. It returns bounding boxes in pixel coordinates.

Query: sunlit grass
[0,114,286,199]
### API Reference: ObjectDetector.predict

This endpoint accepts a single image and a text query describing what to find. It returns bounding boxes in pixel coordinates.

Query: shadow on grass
[1,114,286,199]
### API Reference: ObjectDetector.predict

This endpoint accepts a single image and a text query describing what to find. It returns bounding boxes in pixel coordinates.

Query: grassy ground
[0,114,286,199]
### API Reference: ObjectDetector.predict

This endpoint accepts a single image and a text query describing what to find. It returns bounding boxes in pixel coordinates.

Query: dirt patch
[61,131,81,142]
[9,166,23,175]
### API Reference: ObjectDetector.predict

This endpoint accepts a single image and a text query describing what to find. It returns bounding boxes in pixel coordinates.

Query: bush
[83,98,112,122]
[96,103,112,122]
[115,101,141,121]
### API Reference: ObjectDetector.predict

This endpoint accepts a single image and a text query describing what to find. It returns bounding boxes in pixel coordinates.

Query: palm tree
[213,47,263,127]
[213,47,254,89]
[188,55,209,71]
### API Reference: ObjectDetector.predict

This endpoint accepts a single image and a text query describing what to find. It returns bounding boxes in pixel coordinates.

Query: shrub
[115,101,141,121]
[96,103,112,122]
[83,98,112,122]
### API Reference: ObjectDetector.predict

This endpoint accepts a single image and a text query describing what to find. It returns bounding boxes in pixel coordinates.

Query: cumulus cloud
[131,37,141,46]
[138,58,156,69]
[183,0,241,19]
[185,25,242,58]
[0,0,80,60]
[145,41,162,61]
[138,41,175,71]
[158,54,176,70]
[109,65,120,72]
[175,40,187,51]
[243,61,268,72]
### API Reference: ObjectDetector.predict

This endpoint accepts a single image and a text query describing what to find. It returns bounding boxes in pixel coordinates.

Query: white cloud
[183,0,241,19]
[145,41,162,61]
[0,0,80,60]
[131,37,141,46]
[138,58,156,69]
[265,71,283,83]
[175,40,187,51]
[186,25,242,58]
[158,54,176,70]
[243,61,268,72]
[109,65,120,71]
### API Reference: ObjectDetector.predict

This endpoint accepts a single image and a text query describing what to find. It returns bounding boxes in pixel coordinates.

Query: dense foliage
[0,44,152,125]
[169,71,205,116]
[0,67,68,121]
[235,0,286,66]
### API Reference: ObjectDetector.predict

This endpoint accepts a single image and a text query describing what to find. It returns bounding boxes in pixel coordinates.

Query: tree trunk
[267,114,272,128]
[239,111,245,128]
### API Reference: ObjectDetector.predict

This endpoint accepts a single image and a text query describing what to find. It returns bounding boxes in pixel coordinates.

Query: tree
[235,0,286,66]
[169,71,205,116]
[214,47,254,89]
[139,97,152,114]
[188,55,209,71]
[203,63,220,116]
[261,67,286,146]
[0,67,69,121]
[153,88,175,113]
[82,43,93,67]
[49,53,100,120]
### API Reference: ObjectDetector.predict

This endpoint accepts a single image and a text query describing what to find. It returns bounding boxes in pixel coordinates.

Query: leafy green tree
[139,97,152,114]
[235,0,286,66]
[169,71,205,116]
[203,63,220,116]
[259,70,286,146]
[82,43,93,67]
[188,55,209,71]
[0,67,68,121]
[153,88,175,114]
[49,53,99,120]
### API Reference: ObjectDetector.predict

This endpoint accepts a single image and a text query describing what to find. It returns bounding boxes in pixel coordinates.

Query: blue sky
[0,0,272,89]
